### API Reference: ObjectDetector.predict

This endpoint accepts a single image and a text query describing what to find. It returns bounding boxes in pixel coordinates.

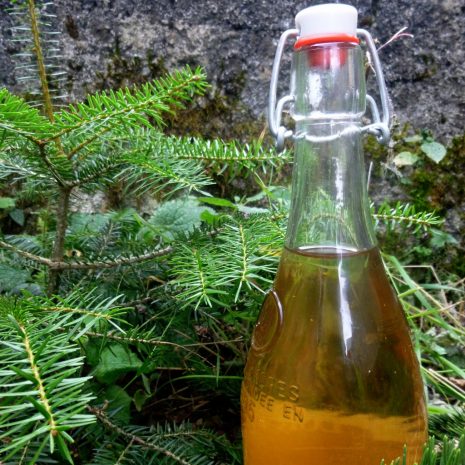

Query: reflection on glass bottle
[241,4,427,465]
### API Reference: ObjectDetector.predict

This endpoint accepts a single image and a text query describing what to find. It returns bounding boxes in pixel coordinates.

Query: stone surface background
[0,0,464,270]
[1,0,464,140]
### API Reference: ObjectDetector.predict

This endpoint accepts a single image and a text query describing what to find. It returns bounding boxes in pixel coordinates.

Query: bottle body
[242,35,427,464]
[241,246,427,465]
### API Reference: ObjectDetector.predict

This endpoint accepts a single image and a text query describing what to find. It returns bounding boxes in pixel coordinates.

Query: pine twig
[115,438,135,465]
[27,0,54,123]
[85,329,243,349]
[19,320,58,435]
[0,239,173,270]
[47,186,71,294]
[88,406,192,465]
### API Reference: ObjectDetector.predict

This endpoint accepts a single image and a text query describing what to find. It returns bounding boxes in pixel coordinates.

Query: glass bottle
[241,4,427,465]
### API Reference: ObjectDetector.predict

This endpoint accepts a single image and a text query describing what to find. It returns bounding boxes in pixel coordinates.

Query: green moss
[409,134,465,214]
[364,133,388,161]
[91,44,265,142]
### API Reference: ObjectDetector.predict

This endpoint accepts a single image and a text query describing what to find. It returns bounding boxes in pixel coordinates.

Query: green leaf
[429,228,459,248]
[0,197,15,209]
[0,264,30,292]
[200,209,226,226]
[403,134,423,144]
[133,388,150,412]
[197,197,237,208]
[9,208,25,226]
[148,198,213,241]
[102,385,132,425]
[393,151,419,167]
[421,141,447,163]
[93,344,142,384]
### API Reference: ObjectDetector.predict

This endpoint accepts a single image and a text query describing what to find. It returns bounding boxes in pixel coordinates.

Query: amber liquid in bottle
[241,246,427,465]
[242,34,427,464]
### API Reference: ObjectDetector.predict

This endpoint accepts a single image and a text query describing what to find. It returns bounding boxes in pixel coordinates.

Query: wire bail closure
[268,28,391,152]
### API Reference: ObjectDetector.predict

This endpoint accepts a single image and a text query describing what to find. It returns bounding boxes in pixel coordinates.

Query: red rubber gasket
[294,34,360,49]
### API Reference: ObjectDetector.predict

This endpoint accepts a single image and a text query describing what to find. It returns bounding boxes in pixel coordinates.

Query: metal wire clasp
[357,28,391,145]
[268,28,391,151]
[268,28,298,152]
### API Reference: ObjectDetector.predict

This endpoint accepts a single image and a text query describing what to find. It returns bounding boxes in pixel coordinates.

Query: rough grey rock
[0,0,464,269]
[1,0,464,141]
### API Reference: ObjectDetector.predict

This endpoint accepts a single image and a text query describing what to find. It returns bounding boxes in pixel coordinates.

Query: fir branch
[0,239,54,266]
[87,411,234,465]
[115,439,135,465]
[0,239,173,270]
[64,128,286,193]
[118,155,213,196]
[88,407,193,465]
[27,0,54,122]
[146,134,290,168]
[0,298,95,463]
[169,243,231,310]
[9,1,68,109]
[48,186,71,294]
[0,88,52,142]
[429,407,465,439]
[169,216,283,310]
[20,319,58,433]
[37,143,72,186]
[85,329,242,349]
[49,67,208,142]
[27,289,128,338]
[373,202,443,233]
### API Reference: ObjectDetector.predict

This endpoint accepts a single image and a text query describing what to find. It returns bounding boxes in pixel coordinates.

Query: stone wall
[1,0,464,272]
[1,0,464,140]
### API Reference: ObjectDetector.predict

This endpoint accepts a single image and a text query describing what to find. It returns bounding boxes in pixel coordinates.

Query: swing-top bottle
[241,4,428,465]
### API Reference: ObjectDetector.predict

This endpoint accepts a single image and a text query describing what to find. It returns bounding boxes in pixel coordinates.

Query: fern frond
[52,67,208,142]
[373,202,443,233]
[0,297,95,463]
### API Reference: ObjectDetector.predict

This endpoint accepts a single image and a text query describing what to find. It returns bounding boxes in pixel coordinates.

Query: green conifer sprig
[0,88,53,141]
[53,67,208,144]
[0,298,95,463]
[374,202,443,233]
[169,215,284,310]
[118,155,213,196]
[8,0,68,109]
[429,407,465,440]
[87,410,238,465]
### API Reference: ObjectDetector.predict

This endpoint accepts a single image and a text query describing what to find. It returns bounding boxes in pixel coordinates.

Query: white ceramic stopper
[295,3,358,39]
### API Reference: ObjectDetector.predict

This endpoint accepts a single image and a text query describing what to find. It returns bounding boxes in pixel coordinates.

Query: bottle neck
[285,121,376,252]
